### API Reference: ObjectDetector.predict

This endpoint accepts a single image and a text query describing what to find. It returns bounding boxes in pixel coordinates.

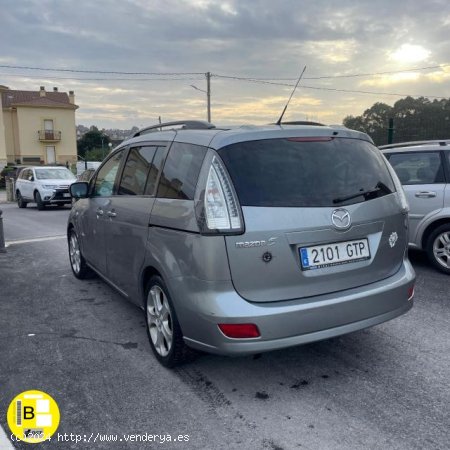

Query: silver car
[68,120,415,367]
[381,140,450,274]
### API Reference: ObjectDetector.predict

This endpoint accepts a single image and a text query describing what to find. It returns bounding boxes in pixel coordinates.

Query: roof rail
[132,120,216,137]
[379,139,450,150]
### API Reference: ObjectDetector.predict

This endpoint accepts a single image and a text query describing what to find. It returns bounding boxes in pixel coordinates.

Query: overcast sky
[1,0,449,129]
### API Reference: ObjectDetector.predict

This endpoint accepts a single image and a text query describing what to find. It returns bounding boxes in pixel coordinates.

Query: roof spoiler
[270,121,325,127]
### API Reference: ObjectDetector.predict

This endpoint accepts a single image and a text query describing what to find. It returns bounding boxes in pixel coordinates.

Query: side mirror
[28,175,34,182]
[70,182,89,199]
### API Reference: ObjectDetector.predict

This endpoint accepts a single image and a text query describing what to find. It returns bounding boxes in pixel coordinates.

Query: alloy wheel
[146,286,173,357]
[432,231,450,269]
[69,232,81,274]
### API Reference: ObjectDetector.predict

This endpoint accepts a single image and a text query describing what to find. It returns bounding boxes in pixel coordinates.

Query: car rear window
[218,137,395,207]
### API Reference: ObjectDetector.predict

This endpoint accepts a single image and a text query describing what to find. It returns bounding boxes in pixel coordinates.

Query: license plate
[300,238,370,270]
[63,193,70,198]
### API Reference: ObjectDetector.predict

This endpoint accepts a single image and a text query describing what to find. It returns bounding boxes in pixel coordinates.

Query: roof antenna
[276,65,307,126]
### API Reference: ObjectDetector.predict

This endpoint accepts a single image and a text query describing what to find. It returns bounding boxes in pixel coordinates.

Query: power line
[1,63,449,80]
[1,67,447,99]
[0,64,204,76]
[214,64,450,81]
[302,85,447,99]
[212,74,448,99]
[0,72,205,82]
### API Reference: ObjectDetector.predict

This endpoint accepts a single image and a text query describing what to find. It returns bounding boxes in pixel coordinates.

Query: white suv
[15,166,76,210]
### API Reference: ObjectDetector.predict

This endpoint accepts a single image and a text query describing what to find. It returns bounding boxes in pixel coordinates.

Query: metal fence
[364,117,450,146]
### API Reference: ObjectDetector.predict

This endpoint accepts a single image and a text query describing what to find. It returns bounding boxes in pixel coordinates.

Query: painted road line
[6,235,66,246]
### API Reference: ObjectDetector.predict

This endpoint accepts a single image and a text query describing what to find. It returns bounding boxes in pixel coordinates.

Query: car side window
[93,150,125,197]
[388,152,444,185]
[145,147,167,196]
[118,146,158,196]
[156,142,207,200]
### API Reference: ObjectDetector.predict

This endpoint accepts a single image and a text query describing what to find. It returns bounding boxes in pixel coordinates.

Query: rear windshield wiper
[333,181,392,204]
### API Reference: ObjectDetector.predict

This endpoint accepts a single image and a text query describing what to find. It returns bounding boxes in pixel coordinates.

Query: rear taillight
[218,323,260,339]
[196,155,244,234]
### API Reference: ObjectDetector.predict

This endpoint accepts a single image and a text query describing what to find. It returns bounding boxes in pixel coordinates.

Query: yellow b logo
[7,390,60,443]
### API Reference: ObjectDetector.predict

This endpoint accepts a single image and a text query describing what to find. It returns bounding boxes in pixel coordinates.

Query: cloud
[303,40,359,63]
[212,95,322,123]
[0,0,449,128]
[361,72,422,87]
[388,44,431,64]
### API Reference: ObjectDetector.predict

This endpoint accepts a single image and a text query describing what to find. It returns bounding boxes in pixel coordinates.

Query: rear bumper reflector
[218,323,260,339]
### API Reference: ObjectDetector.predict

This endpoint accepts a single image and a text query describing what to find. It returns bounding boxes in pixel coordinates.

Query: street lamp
[108,142,112,153]
[190,85,206,94]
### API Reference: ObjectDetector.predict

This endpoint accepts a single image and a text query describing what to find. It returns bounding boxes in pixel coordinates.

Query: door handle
[96,208,104,217]
[107,210,117,218]
[415,191,437,198]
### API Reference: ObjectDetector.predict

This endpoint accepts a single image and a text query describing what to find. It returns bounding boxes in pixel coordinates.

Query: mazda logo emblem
[331,209,351,230]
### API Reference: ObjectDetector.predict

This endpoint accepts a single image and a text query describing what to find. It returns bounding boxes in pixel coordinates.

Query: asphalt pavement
[0,206,449,449]
[0,201,70,243]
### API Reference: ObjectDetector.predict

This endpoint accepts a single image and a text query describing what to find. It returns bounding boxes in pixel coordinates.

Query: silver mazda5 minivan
[68,120,415,367]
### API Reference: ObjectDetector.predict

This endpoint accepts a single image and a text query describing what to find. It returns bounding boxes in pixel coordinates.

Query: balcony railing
[38,130,61,141]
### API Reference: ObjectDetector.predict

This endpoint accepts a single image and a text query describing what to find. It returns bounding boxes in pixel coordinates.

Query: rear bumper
[169,258,415,355]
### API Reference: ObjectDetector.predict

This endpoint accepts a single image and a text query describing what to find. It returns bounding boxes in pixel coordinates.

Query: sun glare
[389,44,431,63]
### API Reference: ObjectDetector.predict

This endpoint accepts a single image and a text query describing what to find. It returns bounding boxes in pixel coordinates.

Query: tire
[426,224,450,275]
[16,191,27,208]
[145,276,193,368]
[68,228,95,279]
[34,191,45,210]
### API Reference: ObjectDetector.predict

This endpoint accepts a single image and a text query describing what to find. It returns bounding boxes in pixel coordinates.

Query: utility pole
[191,73,212,123]
[206,72,211,123]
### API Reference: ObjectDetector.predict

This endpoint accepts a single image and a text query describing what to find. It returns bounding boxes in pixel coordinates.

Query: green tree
[77,127,110,158]
[343,102,392,145]
[85,148,107,162]
[343,97,450,146]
